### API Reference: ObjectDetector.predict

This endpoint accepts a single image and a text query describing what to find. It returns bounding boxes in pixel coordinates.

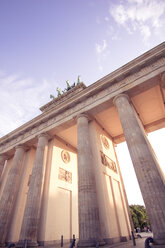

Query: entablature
[0,42,165,155]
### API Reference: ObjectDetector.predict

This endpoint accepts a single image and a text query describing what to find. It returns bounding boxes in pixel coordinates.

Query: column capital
[15,144,28,151]
[161,72,165,84]
[38,132,51,140]
[76,113,90,121]
[113,93,130,105]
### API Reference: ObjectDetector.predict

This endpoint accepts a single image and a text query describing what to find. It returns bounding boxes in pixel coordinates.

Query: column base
[0,243,5,247]
[153,237,165,247]
[152,245,165,248]
[120,236,128,242]
[17,240,38,247]
[77,239,105,247]
[145,237,165,248]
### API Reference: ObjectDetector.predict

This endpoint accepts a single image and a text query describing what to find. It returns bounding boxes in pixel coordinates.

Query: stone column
[0,145,26,246]
[77,114,103,247]
[113,94,165,247]
[19,133,49,246]
[0,155,7,179]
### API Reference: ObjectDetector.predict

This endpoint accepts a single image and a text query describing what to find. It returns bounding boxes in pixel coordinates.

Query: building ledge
[40,83,86,113]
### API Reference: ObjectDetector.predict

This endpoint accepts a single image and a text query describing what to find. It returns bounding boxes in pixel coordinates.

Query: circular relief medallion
[101,135,109,150]
[61,150,70,164]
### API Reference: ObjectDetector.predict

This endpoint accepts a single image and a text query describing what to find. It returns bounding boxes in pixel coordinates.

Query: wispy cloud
[95,39,109,72]
[109,0,165,44]
[105,16,109,22]
[95,40,107,54]
[0,72,56,137]
[106,25,120,41]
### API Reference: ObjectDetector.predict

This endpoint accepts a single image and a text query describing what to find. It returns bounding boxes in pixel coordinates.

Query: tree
[129,205,149,230]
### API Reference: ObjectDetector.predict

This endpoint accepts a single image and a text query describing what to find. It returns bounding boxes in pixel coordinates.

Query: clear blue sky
[0,0,165,204]
[1,0,164,88]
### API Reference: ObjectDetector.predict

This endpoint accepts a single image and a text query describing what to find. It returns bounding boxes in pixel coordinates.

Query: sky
[0,0,165,205]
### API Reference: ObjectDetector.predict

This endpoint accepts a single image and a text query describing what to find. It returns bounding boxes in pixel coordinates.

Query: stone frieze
[100,151,117,173]
[0,52,164,154]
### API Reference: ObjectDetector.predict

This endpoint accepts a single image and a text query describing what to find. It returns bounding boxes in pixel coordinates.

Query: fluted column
[19,133,49,246]
[113,94,165,247]
[0,145,26,245]
[77,114,103,247]
[0,155,7,179]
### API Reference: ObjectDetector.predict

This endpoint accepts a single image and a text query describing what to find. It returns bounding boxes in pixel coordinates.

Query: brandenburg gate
[0,42,165,248]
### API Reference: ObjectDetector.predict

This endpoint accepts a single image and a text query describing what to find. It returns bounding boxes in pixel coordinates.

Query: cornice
[82,41,165,95]
[0,42,164,153]
[40,83,86,112]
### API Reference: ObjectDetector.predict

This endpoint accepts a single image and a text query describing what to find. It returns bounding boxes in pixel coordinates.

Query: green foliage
[129,205,149,229]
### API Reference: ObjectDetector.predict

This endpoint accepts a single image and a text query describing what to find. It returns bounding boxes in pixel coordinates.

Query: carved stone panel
[61,150,70,164]
[58,167,72,183]
[100,135,110,149]
[100,151,117,173]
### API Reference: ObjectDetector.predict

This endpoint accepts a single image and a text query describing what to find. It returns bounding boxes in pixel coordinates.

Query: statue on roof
[56,87,62,96]
[50,94,55,99]
[71,82,75,88]
[66,80,71,91]
[77,75,81,84]
[66,80,76,91]
[50,75,83,99]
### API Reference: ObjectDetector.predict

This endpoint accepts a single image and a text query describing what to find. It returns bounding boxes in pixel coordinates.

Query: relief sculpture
[58,167,72,183]
[100,135,110,149]
[61,150,70,163]
[100,151,117,173]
